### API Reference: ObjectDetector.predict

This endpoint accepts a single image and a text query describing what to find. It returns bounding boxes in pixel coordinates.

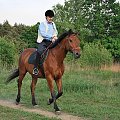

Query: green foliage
[53,0,86,37]
[0,20,12,37]
[20,23,39,48]
[109,2,120,38]
[0,0,120,65]
[79,43,113,68]
[0,21,28,53]
[102,37,120,61]
[82,0,120,41]
[0,37,16,66]
[53,0,120,61]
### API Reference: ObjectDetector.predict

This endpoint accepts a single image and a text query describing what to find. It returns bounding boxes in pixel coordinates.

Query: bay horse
[6,29,81,113]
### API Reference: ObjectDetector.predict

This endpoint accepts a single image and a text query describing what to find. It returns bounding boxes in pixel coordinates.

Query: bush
[102,37,120,62]
[0,37,16,67]
[79,43,113,68]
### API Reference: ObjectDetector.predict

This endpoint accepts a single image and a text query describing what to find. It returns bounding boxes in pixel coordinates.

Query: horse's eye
[69,39,72,42]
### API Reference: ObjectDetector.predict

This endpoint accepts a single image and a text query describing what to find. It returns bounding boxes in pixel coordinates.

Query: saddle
[28,49,49,66]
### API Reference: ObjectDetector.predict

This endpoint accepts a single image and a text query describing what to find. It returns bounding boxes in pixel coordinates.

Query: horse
[6,29,81,113]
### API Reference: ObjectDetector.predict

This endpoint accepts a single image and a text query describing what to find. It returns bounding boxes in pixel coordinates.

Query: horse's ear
[68,29,73,33]
[75,32,80,36]
[68,29,79,35]
[68,29,74,36]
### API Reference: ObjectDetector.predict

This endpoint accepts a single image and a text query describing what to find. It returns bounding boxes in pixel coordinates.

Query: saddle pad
[28,50,49,65]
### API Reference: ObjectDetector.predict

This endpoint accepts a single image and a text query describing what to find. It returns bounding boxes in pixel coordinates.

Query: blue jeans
[34,39,51,68]
[37,39,51,55]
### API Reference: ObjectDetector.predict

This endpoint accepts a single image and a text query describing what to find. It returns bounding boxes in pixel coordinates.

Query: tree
[0,20,12,37]
[20,23,39,48]
[83,0,120,40]
[81,0,120,60]
[102,37,120,62]
[0,37,16,66]
[53,0,86,37]
[108,2,120,38]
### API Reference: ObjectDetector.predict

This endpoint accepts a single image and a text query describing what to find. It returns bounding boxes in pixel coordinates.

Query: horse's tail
[6,68,19,84]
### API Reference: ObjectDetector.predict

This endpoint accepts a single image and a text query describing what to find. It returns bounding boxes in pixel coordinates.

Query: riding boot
[33,51,40,75]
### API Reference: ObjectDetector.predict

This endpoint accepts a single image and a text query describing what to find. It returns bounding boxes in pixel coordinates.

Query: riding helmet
[45,10,54,17]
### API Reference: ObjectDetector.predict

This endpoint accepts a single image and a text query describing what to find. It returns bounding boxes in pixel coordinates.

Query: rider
[33,10,58,75]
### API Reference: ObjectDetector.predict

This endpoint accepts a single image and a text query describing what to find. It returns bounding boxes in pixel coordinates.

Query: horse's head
[65,29,81,59]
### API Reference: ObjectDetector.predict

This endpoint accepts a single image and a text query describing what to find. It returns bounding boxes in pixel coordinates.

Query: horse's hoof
[47,98,53,105]
[55,110,61,115]
[15,101,19,105]
[47,100,50,105]
[33,104,39,108]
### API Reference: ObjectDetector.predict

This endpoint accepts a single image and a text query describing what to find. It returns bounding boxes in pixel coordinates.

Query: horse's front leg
[46,75,60,112]
[30,76,38,106]
[48,78,63,105]
[55,78,63,99]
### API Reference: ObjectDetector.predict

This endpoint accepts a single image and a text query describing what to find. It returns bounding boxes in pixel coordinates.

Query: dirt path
[0,100,85,120]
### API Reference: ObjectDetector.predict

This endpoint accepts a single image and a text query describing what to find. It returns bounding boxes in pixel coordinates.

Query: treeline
[0,0,120,68]
[53,0,120,62]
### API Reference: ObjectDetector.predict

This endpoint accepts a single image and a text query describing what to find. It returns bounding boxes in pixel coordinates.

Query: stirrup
[33,68,39,75]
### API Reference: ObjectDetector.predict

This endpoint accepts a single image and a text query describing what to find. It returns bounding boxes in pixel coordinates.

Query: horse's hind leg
[30,76,38,106]
[16,73,26,105]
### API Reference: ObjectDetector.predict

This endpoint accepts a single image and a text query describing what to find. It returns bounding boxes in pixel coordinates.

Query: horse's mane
[50,29,74,49]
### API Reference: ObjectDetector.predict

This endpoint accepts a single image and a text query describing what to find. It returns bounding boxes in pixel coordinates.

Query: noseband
[71,47,80,51]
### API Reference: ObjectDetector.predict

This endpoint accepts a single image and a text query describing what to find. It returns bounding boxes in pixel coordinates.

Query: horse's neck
[51,42,67,64]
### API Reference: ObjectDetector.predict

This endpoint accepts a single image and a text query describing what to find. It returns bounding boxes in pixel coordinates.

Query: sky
[0,0,65,26]
[0,0,120,26]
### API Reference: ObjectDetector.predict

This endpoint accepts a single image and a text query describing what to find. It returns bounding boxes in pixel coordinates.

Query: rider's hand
[52,36,58,43]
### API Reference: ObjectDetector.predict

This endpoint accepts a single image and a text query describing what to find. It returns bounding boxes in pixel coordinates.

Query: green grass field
[0,105,58,120]
[0,67,120,120]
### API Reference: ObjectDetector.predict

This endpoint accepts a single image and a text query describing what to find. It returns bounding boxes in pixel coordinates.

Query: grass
[0,66,120,120]
[0,105,58,120]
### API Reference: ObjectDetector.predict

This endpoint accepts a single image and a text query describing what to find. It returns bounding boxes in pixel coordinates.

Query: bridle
[71,47,80,51]
[67,35,80,52]
[56,34,80,52]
